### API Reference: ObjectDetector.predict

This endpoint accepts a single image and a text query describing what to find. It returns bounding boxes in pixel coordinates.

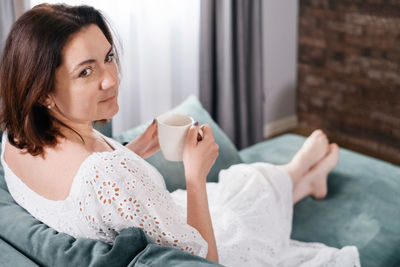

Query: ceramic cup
[157,113,203,162]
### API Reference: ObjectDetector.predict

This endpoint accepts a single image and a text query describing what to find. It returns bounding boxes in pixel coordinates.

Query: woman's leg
[278,129,339,204]
[290,143,339,203]
[280,129,329,186]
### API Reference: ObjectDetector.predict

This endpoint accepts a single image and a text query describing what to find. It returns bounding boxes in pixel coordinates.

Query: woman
[0,4,360,266]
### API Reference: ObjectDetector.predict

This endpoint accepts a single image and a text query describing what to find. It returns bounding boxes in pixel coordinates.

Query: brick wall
[297,0,400,165]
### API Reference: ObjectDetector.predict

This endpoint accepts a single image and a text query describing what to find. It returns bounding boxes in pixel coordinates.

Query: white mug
[157,113,202,162]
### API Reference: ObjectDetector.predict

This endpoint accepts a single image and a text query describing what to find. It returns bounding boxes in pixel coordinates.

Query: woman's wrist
[185,173,207,189]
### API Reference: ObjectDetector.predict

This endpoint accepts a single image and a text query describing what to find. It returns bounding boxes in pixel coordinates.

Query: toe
[318,133,329,147]
[314,129,323,136]
[314,189,328,200]
[330,143,339,151]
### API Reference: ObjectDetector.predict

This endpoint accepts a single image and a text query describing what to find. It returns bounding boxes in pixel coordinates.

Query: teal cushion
[114,95,243,192]
[93,120,112,137]
[0,238,38,267]
[129,244,220,267]
[240,133,400,267]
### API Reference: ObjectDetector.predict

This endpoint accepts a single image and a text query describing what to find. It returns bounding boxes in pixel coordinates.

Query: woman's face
[50,24,119,124]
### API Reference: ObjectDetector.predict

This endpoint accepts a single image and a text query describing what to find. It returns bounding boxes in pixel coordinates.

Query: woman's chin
[100,104,119,120]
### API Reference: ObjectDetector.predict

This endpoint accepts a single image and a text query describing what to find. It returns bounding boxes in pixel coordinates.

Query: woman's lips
[101,96,115,102]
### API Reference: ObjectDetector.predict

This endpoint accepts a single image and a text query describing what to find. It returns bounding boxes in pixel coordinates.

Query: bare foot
[290,129,329,177]
[302,143,339,199]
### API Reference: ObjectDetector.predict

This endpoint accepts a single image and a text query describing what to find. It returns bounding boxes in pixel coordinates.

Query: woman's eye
[79,67,92,78]
[106,53,115,63]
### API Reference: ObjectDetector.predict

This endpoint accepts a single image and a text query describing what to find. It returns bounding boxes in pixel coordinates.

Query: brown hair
[0,4,120,157]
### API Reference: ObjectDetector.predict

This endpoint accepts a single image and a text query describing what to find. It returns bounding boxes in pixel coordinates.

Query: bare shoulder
[3,137,90,201]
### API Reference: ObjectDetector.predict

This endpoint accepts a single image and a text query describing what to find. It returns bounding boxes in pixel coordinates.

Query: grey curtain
[0,0,29,57]
[199,0,265,150]
[0,1,16,58]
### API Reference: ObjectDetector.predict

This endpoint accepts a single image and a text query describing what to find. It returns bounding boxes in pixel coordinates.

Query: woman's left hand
[126,119,160,158]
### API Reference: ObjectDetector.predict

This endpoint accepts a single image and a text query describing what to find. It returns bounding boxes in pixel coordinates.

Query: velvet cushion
[113,95,243,192]
[0,238,38,267]
[239,133,400,267]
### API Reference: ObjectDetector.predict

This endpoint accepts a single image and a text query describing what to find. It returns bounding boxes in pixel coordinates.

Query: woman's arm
[183,124,219,263]
[186,177,218,262]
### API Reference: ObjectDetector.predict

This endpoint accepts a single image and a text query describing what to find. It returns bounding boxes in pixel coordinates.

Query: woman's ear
[41,95,54,109]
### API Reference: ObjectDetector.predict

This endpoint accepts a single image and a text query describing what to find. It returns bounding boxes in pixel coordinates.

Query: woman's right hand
[182,123,219,186]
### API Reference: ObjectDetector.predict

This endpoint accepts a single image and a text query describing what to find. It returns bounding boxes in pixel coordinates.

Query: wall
[262,0,299,138]
[297,0,400,165]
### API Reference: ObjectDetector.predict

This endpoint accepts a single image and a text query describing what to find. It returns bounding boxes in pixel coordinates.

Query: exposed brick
[346,13,400,28]
[370,111,400,128]
[365,24,400,36]
[326,42,362,55]
[310,0,331,8]
[299,17,318,29]
[326,21,363,35]
[389,0,400,5]
[302,7,341,20]
[335,3,363,13]
[298,36,327,48]
[304,74,326,86]
[367,0,386,4]
[344,34,400,50]
[297,0,400,163]
[299,45,326,66]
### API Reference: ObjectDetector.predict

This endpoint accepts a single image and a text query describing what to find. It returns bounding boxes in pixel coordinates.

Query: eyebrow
[70,46,113,75]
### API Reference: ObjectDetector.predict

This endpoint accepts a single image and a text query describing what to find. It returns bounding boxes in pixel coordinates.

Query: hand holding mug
[182,123,219,185]
[157,113,203,162]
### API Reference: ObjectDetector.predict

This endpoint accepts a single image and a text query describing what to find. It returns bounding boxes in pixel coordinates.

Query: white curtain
[30,0,200,136]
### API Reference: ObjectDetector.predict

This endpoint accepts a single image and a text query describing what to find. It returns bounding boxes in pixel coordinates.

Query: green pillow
[114,95,243,192]
[0,238,38,267]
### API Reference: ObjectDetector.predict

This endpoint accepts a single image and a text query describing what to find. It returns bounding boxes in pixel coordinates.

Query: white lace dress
[1,131,360,267]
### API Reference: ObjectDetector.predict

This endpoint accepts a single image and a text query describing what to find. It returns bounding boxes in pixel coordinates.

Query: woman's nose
[101,68,118,90]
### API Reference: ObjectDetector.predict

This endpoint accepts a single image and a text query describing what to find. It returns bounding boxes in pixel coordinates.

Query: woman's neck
[50,112,95,140]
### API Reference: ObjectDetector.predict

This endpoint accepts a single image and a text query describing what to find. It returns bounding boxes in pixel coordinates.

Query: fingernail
[152,118,157,124]
[194,121,199,126]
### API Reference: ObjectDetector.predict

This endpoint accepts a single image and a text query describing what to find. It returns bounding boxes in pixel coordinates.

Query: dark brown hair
[0,4,120,157]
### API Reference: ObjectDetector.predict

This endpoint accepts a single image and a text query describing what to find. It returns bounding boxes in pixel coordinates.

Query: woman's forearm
[186,177,219,263]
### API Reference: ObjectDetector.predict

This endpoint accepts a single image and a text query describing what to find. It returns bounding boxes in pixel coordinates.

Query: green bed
[0,96,399,266]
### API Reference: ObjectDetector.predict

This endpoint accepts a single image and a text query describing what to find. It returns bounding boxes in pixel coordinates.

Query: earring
[47,105,51,109]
